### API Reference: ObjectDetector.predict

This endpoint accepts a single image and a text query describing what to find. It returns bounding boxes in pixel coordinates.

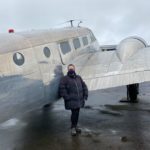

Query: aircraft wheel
[127,84,139,103]
[42,103,52,111]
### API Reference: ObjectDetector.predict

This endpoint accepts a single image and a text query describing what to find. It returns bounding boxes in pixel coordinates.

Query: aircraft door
[33,43,63,102]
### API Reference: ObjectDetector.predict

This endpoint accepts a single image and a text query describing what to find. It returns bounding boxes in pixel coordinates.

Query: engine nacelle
[116,37,147,62]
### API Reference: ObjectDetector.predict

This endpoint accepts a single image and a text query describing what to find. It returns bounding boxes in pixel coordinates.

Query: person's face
[68,65,75,71]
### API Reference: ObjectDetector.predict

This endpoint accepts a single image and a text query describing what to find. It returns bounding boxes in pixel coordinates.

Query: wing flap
[84,71,148,90]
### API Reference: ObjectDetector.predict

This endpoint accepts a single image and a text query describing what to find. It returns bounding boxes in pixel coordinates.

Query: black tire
[127,84,139,102]
[42,103,52,111]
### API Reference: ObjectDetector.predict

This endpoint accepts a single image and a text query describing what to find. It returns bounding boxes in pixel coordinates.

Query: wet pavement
[1,83,150,150]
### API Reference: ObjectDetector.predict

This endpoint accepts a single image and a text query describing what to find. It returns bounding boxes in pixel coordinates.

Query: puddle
[100,109,123,116]
[109,129,118,135]
[0,118,26,130]
[81,127,101,138]
[53,104,65,111]
[105,104,149,111]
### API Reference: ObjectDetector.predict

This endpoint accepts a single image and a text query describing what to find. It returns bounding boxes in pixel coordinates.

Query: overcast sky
[0,0,149,44]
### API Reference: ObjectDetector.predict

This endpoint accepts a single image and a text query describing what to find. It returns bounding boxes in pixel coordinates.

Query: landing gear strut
[127,84,139,103]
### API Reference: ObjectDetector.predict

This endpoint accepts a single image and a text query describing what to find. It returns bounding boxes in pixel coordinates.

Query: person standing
[59,64,88,136]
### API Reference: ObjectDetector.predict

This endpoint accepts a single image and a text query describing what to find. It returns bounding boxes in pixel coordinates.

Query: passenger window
[73,38,81,49]
[82,36,88,46]
[13,52,25,66]
[60,41,71,54]
[43,47,51,58]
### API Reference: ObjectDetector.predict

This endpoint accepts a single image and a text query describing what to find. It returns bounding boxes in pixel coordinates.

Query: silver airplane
[0,26,149,123]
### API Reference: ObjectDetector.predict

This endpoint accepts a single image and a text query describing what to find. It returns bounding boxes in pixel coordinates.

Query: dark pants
[71,108,80,128]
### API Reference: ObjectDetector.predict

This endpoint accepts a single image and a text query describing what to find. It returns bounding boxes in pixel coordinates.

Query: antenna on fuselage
[55,19,83,28]
[68,20,83,27]
[68,20,74,27]
[78,21,83,27]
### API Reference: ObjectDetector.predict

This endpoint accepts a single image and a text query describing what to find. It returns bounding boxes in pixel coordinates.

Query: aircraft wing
[71,37,150,90]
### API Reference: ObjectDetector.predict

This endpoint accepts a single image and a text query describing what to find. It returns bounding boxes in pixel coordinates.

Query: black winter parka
[59,75,88,110]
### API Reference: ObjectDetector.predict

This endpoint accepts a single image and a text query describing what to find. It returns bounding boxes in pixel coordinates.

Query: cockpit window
[90,33,96,42]
[73,38,81,49]
[82,36,88,46]
[43,47,51,58]
[60,41,71,55]
[13,52,25,66]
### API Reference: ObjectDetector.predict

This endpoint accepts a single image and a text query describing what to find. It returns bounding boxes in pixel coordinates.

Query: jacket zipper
[74,80,80,98]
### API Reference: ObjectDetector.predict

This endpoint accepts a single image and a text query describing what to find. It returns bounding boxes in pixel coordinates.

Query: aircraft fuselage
[0,27,99,122]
